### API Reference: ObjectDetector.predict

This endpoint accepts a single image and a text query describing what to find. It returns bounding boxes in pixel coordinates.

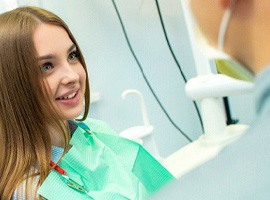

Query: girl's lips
[56,90,81,105]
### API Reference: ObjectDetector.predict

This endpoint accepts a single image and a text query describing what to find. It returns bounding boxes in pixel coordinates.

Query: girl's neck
[49,125,65,148]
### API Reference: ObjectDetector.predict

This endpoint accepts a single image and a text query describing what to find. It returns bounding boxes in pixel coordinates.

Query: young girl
[0,6,172,199]
[0,6,90,199]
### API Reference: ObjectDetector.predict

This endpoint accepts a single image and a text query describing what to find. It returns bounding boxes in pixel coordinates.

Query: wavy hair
[0,6,90,199]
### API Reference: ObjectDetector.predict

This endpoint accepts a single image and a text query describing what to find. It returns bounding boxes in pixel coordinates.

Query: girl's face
[33,24,86,120]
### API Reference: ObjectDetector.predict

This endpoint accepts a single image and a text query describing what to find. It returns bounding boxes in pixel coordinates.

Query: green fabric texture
[38,119,174,199]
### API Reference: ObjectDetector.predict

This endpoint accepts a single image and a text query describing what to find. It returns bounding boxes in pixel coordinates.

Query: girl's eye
[41,63,53,72]
[68,50,80,60]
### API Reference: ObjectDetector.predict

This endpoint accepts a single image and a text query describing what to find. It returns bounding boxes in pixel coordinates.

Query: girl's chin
[57,107,84,120]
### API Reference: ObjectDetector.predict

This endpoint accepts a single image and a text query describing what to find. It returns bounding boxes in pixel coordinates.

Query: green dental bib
[38,119,174,199]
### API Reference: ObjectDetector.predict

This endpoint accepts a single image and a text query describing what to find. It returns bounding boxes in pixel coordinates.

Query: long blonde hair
[0,6,90,199]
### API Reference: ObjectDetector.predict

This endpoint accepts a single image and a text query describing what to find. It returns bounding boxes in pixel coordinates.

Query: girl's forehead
[33,23,73,57]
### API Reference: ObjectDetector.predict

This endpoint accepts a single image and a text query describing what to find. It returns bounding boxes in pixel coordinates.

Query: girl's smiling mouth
[55,90,81,106]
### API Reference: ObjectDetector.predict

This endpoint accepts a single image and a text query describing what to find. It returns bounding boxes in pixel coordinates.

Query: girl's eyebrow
[38,44,76,61]
[68,43,76,52]
[38,54,55,61]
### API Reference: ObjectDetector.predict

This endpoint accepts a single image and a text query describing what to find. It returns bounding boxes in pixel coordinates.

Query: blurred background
[0,0,255,158]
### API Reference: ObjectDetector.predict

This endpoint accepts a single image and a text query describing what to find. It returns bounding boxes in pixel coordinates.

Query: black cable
[223,97,239,125]
[154,0,204,132]
[111,0,192,142]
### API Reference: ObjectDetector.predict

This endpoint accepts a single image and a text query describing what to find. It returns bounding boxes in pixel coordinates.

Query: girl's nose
[60,63,80,86]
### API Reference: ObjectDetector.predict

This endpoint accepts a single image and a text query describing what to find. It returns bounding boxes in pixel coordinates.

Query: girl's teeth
[68,92,76,99]
[58,92,76,100]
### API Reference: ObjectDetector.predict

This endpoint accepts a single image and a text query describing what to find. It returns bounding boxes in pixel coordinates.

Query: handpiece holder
[185,73,254,143]
[164,72,254,178]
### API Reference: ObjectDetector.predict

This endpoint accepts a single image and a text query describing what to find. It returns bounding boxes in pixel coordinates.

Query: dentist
[154,0,270,199]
